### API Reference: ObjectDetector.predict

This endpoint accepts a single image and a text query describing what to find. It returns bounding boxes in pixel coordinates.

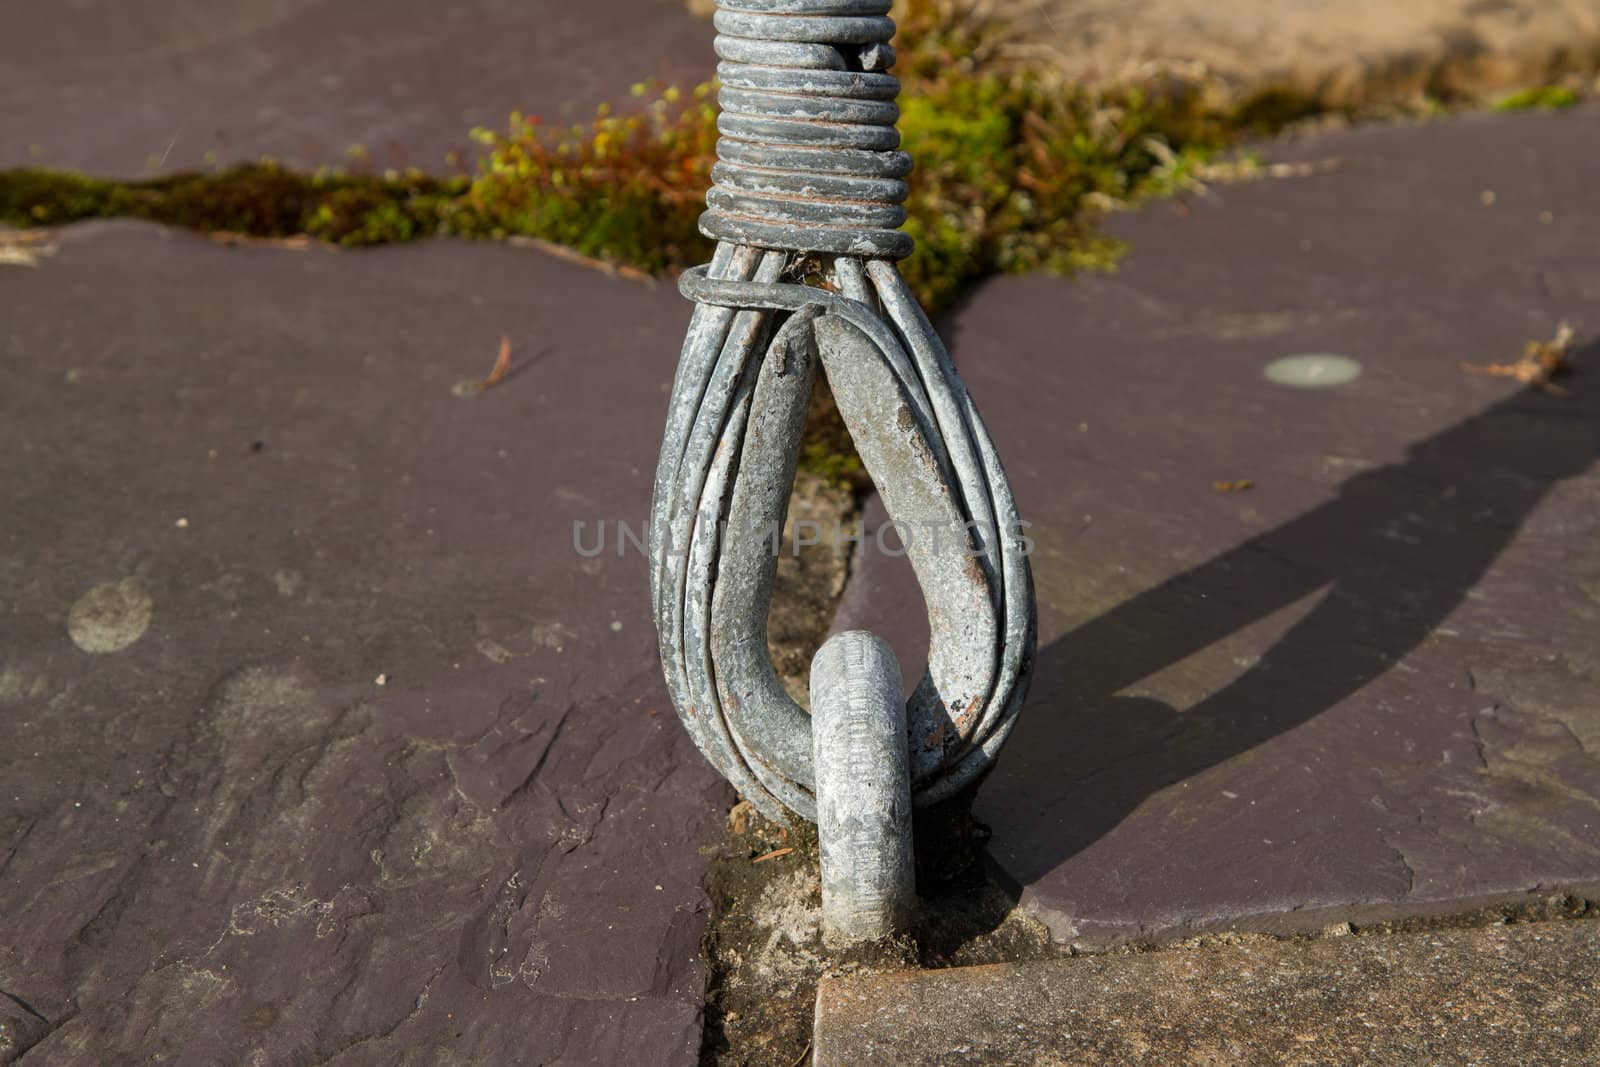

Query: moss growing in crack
[457,86,718,272]
[797,376,871,490]
[0,0,1311,316]
[1493,85,1583,112]
[889,1,1245,309]
[1,163,465,244]
[1228,87,1330,132]
[4,0,1586,322]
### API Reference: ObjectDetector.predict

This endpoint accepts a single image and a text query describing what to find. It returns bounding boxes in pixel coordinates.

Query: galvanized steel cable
[650,0,1037,827]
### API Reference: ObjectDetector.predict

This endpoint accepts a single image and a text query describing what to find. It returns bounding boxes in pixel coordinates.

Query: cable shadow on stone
[987,340,1598,897]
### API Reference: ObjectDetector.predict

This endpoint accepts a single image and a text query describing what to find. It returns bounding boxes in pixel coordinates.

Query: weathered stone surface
[999,0,1600,105]
[814,917,1600,1065]
[0,222,725,1063]
[0,0,708,174]
[834,103,1600,946]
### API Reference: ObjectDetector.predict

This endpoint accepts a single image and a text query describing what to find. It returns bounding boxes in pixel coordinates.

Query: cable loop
[652,3,1036,834]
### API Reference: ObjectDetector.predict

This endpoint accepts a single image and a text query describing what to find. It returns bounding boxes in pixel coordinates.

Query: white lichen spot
[0,668,31,702]
[1264,353,1362,389]
[530,621,575,650]
[475,638,515,663]
[750,869,825,983]
[68,577,153,653]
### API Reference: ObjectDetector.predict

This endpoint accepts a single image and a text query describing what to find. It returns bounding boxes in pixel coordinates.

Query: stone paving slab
[0,0,709,175]
[813,917,1600,1065]
[0,223,724,1063]
[1002,0,1600,105]
[834,103,1600,947]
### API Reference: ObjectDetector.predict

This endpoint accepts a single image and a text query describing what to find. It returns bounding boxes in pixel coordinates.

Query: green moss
[0,2,1281,314]
[882,2,1325,309]
[456,89,718,273]
[798,443,866,488]
[1493,85,1582,112]
[796,376,871,490]
[1229,87,1328,132]
[1,163,465,244]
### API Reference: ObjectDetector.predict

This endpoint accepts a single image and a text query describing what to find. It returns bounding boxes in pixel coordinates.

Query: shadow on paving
[995,341,1598,894]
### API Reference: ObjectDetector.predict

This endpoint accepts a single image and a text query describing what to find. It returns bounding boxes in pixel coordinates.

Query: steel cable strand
[652,248,788,809]
[666,270,1034,818]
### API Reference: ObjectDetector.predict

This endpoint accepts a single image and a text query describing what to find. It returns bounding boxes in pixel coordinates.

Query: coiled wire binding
[700,0,913,259]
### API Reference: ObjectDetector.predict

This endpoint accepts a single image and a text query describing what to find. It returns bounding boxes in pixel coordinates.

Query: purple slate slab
[0,223,725,1063]
[0,1,709,175]
[834,103,1600,946]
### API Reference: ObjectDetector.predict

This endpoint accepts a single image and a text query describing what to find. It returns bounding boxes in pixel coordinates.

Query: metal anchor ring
[648,0,1036,939]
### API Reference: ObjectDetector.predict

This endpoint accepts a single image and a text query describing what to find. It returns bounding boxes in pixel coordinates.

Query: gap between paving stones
[4,1,1597,319]
[813,909,1600,1065]
[708,835,1599,1067]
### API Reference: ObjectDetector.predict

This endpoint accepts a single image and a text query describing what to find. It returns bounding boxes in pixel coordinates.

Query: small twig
[206,231,312,250]
[789,1041,812,1067]
[752,847,793,864]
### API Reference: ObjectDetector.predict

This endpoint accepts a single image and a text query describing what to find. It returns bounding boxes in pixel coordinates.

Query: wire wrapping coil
[701,0,914,258]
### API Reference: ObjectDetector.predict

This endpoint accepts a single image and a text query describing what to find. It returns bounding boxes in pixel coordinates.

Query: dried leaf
[1213,479,1254,493]
[0,229,57,267]
[2,228,56,245]
[452,335,518,398]
[481,335,512,390]
[1462,321,1575,395]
